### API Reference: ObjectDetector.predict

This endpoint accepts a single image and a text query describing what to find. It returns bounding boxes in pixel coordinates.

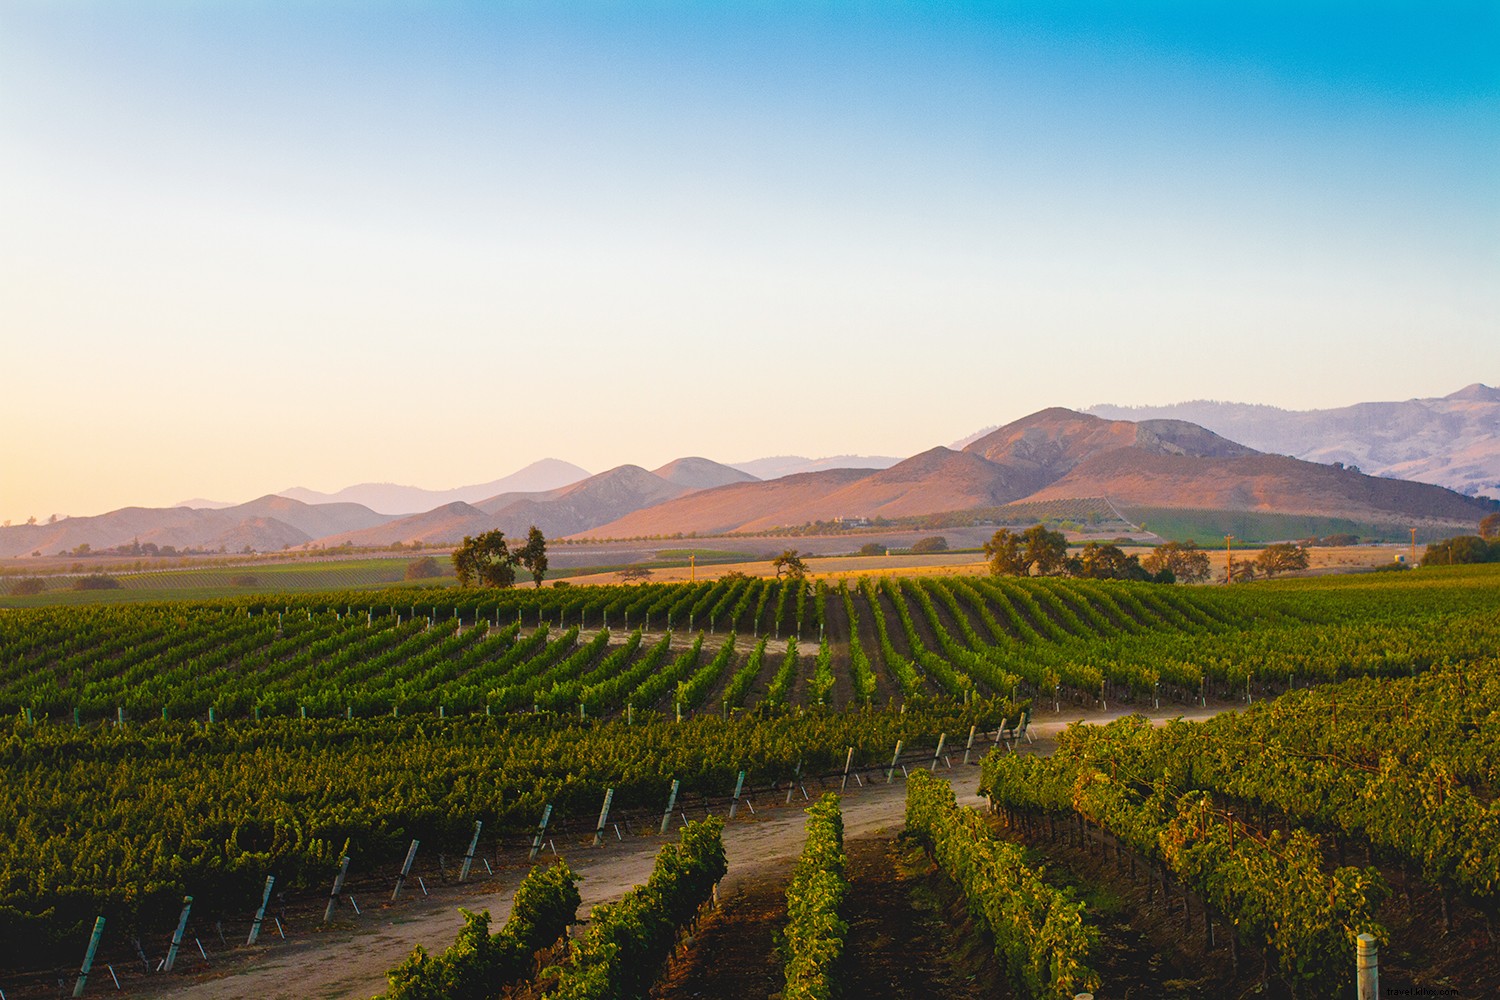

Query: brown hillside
[315,502,493,547]
[571,468,875,538]
[1029,449,1496,523]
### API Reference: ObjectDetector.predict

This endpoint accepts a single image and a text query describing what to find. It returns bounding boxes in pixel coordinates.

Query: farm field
[0,564,1496,998]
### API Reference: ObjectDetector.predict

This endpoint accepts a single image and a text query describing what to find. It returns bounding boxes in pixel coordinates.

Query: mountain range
[1083,384,1500,499]
[3,389,1496,560]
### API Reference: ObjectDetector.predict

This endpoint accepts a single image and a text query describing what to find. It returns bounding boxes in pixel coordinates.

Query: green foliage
[517,526,549,588]
[906,769,1098,999]
[72,574,121,591]
[380,861,580,999]
[980,715,1392,995]
[1422,534,1500,566]
[453,531,517,588]
[856,542,886,557]
[404,556,442,580]
[1255,542,1310,576]
[781,794,847,1000]
[773,550,809,581]
[1139,539,1209,583]
[543,817,727,999]
[910,536,948,554]
[6,577,44,596]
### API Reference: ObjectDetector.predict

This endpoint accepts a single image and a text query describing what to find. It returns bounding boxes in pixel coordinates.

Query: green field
[2,565,1496,993]
[1117,505,1454,544]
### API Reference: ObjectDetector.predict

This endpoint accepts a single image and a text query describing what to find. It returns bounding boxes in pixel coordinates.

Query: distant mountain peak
[1447,383,1500,402]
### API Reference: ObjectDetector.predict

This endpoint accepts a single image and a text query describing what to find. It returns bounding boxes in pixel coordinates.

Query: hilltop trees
[983,525,1069,577]
[452,531,517,588]
[517,526,549,588]
[1142,540,1211,583]
[1481,513,1500,540]
[454,526,549,588]
[982,529,1027,575]
[773,550,809,580]
[1422,535,1500,566]
[1255,543,1310,577]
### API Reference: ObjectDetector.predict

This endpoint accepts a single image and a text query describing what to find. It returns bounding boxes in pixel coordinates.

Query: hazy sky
[2,1,1496,522]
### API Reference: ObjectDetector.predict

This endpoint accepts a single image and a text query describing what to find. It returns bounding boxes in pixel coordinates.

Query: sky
[1,1,1496,523]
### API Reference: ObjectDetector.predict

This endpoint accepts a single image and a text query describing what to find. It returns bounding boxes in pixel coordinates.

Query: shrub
[910,536,948,554]
[404,556,441,580]
[72,574,121,591]
[7,577,45,595]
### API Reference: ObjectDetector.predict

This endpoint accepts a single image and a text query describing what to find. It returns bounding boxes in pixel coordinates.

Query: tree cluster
[1253,542,1310,577]
[1422,534,1500,567]
[982,526,1178,582]
[451,527,548,588]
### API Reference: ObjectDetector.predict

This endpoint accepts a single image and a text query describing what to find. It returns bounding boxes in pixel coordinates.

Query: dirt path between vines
[122,706,1221,1000]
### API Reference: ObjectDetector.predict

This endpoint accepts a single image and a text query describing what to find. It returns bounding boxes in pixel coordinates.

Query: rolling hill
[575,409,1496,539]
[1084,384,1500,499]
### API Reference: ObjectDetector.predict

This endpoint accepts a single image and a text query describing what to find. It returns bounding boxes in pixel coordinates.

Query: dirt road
[128,706,1222,1000]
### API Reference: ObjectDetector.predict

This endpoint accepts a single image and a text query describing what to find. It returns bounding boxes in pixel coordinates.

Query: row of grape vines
[781,794,847,1000]
[0,704,1006,968]
[980,717,1392,994]
[3,567,1495,720]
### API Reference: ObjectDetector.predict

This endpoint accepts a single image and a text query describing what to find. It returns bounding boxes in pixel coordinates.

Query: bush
[7,577,45,595]
[72,574,121,591]
[910,536,948,554]
[231,575,259,587]
[404,556,441,580]
[857,543,886,557]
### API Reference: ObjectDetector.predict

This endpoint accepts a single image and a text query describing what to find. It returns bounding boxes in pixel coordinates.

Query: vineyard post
[163,896,192,972]
[1356,933,1378,1000]
[323,857,350,923]
[392,840,420,900]
[529,805,553,861]
[593,788,615,847]
[728,770,746,818]
[840,747,854,790]
[246,875,275,945]
[930,733,946,771]
[71,915,105,998]
[460,822,483,882]
[116,707,124,726]
[786,758,803,804]
[660,779,681,834]
[963,725,977,765]
[887,740,903,783]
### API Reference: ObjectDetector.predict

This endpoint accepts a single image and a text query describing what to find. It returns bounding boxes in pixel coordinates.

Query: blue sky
[1,2,1495,520]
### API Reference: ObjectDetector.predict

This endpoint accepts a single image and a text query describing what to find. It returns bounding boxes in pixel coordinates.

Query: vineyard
[0,564,1497,996]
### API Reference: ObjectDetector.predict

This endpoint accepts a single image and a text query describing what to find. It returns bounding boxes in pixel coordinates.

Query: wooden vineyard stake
[728,771,747,818]
[163,896,192,972]
[71,916,105,998]
[529,805,553,861]
[460,822,482,882]
[593,788,615,847]
[660,779,681,834]
[840,747,854,791]
[324,857,350,923]
[392,840,420,901]
[886,740,903,783]
[1356,933,1378,1000]
[246,876,275,945]
[930,733,946,771]
[962,725,977,765]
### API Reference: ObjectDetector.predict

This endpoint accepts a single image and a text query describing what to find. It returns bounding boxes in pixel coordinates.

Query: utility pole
[1225,534,1234,584]
[1410,527,1417,566]
[690,553,696,583]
